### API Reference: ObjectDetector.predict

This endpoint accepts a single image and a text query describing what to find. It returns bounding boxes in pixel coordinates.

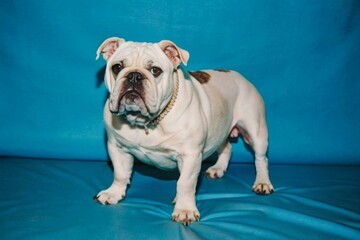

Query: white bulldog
[94,37,274,225]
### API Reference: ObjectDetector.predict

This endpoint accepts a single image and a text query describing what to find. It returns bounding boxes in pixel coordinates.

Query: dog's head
[96,37,189,126]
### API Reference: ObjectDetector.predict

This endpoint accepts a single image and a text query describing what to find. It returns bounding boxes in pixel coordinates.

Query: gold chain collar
[144,70,179,133]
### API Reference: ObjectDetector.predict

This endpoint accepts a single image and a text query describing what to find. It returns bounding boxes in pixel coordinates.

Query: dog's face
[96,38,189,126]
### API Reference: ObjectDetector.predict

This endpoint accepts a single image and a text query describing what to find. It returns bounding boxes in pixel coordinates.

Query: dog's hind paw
[205,167,225,179]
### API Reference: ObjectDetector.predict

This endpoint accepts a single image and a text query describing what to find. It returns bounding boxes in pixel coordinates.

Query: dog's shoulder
[187,69,233,85]
[188,71,211,84]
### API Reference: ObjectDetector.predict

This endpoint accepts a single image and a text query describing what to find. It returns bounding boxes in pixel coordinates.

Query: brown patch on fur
[215,69,231,72]
[189,71,211,84]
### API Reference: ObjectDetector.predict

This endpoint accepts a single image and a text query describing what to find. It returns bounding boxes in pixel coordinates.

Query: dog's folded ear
[96,37,125,61]
[158,40,189,67]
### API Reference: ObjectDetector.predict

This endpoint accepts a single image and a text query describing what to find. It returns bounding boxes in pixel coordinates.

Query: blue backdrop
[0,0,359,164]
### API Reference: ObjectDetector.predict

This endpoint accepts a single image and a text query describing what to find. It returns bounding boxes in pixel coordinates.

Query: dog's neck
[144,69,179,133]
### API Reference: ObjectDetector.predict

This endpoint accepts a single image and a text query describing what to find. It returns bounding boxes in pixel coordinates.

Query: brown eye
[112,62,123,76]
[150,67,162,77]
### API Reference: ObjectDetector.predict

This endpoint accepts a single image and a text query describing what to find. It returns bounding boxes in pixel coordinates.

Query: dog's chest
[127,145,179,170]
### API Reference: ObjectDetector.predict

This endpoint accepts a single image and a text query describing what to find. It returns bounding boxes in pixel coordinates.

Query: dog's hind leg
[246,117,274,195]
[205,141,232,179]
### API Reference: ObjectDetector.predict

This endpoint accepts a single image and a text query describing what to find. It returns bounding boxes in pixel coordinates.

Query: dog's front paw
[94,186,125,205]
[252,181,274,195]
[172,208,200,225]
[205,166,225,179]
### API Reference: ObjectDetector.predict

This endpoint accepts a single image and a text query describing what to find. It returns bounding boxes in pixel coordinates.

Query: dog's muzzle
[109,71,150,117]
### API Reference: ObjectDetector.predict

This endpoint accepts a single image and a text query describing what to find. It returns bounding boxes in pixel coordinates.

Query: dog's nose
[127,72,144,83]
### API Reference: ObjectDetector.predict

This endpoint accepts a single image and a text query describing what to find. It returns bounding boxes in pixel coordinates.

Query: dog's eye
[150,67,162,77]
[112,62,124,76]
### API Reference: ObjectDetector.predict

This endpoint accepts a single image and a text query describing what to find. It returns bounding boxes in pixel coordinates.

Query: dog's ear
[158,40,189,67]
[96,37,125,61]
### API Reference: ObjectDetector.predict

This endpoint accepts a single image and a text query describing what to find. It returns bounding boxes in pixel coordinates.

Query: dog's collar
[144,70,179,133]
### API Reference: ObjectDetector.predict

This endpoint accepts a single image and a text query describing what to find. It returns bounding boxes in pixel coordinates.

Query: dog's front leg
[172,152,202,225]
[95,141,134,205]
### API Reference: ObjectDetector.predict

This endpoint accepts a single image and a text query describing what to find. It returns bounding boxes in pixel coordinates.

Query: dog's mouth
[110,90,150,118]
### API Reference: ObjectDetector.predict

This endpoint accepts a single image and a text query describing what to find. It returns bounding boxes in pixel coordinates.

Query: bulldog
[94,37,274,225]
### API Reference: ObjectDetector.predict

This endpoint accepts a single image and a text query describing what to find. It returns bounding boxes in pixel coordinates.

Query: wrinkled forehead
[111,41,171,68]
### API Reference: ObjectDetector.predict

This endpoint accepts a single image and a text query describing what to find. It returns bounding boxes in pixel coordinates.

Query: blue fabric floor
[1,157,359,240]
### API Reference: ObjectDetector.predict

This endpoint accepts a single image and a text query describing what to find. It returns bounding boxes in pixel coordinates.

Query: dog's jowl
[94,37,274,225]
